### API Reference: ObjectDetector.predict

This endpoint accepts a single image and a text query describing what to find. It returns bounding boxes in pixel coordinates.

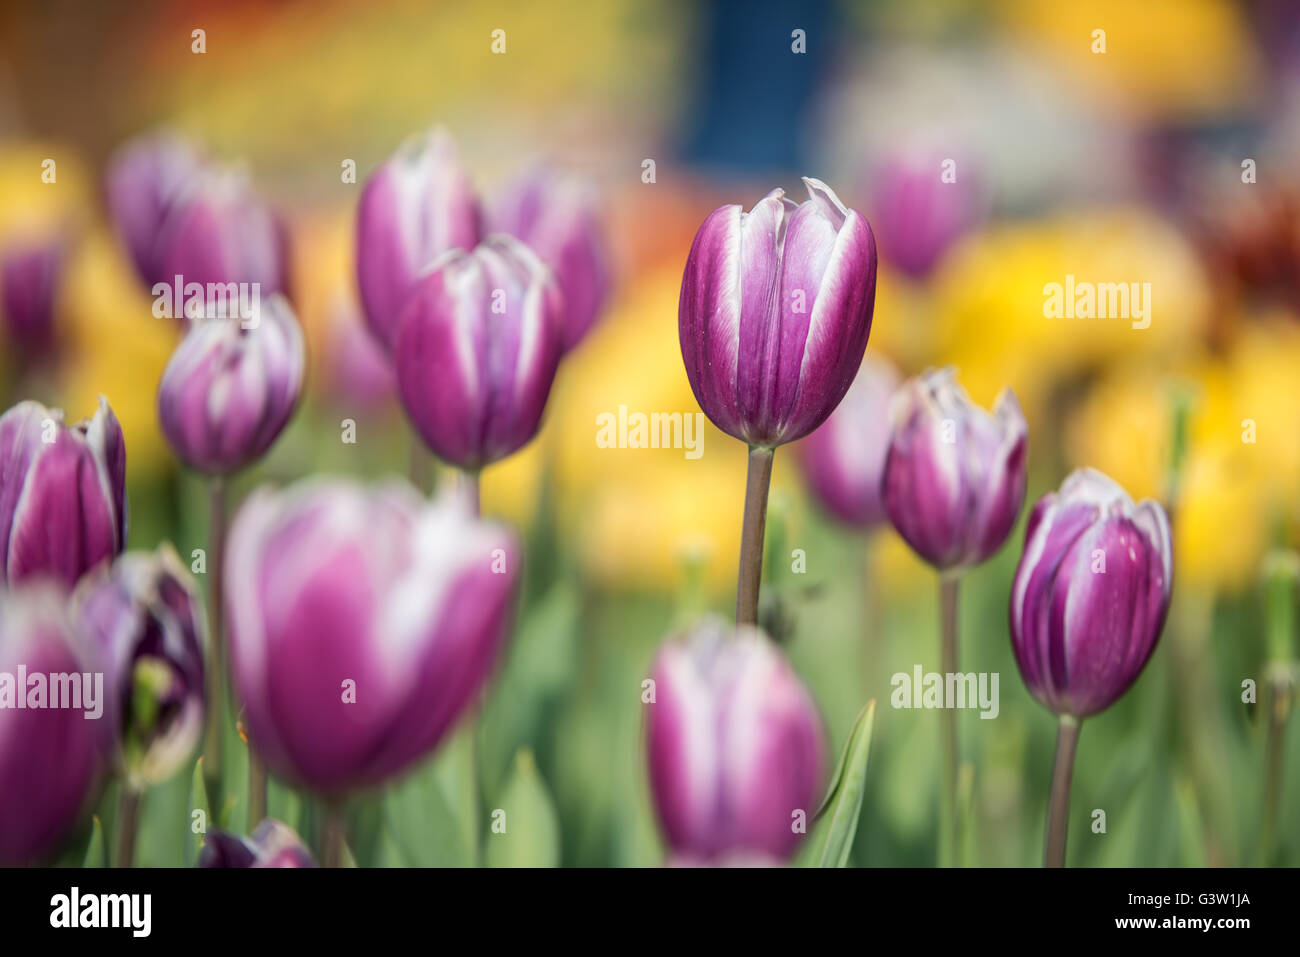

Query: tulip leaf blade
[82,816,106,868]
[807,699,876,868]
[485,749,561,868]
[186,756,210,867]
[383,756,471,868]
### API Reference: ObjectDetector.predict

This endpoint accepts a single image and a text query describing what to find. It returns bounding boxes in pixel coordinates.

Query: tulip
[198,819,315,868]
[1008,468,1172,867]
[796,355,900,530]
[493,164,611,351]
[393,235,564,474]
[105,131,205,288]
[1,232,66,365]
[0,583,103,865]
[0,397,127,587]
[678,178,877,626]
[646,618,826,864]
[224,480,518,861]
[356,127,482,351]
[157,294,305,476]
[881,367,1028,571]
[155,166,288,302]
[76,545,205,791]
[880,366,1026,866]
[867,148,979,279]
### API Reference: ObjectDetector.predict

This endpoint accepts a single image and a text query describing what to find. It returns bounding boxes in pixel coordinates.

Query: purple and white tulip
[796,355,900,530]
[198,819,315,868]
[394,235,564,471]
[1010,468,1173,718]
[0,398,127,587]
[881,368,1027,571]
[225,480,519,794]
[105,131,205,288]
[157,294,305,475]
[646,618,827,864]
[678,177,877,449]
[1,233,67,363]
[356,127,482,351]
[493,164,611,352]
[0,583,103,865]
[76,545,205,788]
[867,148,979,279]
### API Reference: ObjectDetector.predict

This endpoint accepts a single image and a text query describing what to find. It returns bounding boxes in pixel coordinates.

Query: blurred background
[1,0,1297,866]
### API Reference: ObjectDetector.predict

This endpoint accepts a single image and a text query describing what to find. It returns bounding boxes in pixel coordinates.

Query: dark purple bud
[881,368,1027,571]
[198,819,315,868]
[0,231,68,363]
[679,178,878,448]
[0,397,127,586]
[1010,468,1173,718]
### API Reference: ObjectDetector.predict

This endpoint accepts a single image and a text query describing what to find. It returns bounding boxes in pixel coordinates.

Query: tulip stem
[409,435,433,495]
[114,787,141,868]
[202,477,228,813]
[461,469,481,516]
[1045,715,1081,867]
[248,748,267,829]
[736,446,774,627]
[1258,666,1293,865]
[321,800,347,868]
[938,573,960,867]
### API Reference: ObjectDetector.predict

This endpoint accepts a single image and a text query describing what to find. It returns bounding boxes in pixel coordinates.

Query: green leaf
[485,749,560,868]
[186,757,210,867]
[82,816,106,868]
[804,700,877,868]
[383,756,471,867]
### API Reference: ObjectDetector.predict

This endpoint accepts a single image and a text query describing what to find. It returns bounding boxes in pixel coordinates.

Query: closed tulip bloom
[156,166,288,302]
[0,583,102,865]
[1,233,66,363]
[105,131,205,287]
[225,480,519,794]
[0,397,127,586]
[868,148,979,279]
[394,235,563,471]
[796,355,900,529]
[881,368,1027,570]
[198,819,315,868]
[678,177,877,448]
[493,164,611,351]
[76,545,205,789]
[157,294,305,475]
[1010,468,1173,718]
[647,619,826,863]
[356,127,482,350]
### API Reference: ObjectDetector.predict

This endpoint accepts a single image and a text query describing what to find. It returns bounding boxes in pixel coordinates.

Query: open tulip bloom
[1009,468,1172,867]
[678,177,877,627]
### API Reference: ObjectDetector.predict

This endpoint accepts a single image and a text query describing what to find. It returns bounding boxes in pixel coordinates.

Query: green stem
[409,432,432,495]
[1045,715,1081,867]
[114,788,141,868]
[735,446,774,627]
[938,573,960,866]
[248,747,267,829]
[1258,667,1292,865]
[320,800,347,868]
[202,477,227,813]
[461,469,481,517]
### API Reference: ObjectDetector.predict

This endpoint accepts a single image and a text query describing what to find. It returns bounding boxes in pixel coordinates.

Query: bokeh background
[1,0,1297,866]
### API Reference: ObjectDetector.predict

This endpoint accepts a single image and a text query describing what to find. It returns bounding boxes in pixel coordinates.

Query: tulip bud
[225,480,519,794]
[356,127,482,350]
[156,166,288,301]
[646,618,826,863]
[394,235,563,471]
[198,819,315,868]
[105,131,205,288]
[493,164,611,352]
[678,177,877,448]
[881,368,1027,570]
[76,545,205,789]
[157,294,305,475]
[796,355,900,530]
[0,397,127,586]
[0,583,103,865]
[868,148,979,279]
[1009,468,1173,718]
[1,232,67,364]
